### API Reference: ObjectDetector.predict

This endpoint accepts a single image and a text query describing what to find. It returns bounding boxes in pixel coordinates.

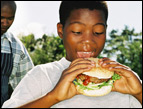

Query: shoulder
[7,32,23,46]
[7,32,31,59]
[27,59,68,81]
[22,62,64,91]
[7,32,27,53]
[29,60,65,76]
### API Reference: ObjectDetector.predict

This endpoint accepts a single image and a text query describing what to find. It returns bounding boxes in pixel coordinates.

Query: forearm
[17,92,59,108]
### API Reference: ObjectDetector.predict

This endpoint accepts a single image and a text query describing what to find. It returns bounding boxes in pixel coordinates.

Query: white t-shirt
[2,57,142,108]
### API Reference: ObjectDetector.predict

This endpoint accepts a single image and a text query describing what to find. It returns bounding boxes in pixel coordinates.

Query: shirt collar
[1,32,12,43]
[1,33,6,39]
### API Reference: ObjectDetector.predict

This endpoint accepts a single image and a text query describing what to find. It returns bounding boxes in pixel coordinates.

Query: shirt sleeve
[129,95,142,108]
[2,65,52,108]
[9,45,34,89]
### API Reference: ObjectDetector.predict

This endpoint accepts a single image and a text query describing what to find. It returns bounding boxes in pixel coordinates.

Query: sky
[8,1,142,39]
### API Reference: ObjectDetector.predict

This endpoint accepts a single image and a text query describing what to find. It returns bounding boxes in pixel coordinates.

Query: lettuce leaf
[73,73,121,91]
[112,73,121,81]
[73,79,113,90]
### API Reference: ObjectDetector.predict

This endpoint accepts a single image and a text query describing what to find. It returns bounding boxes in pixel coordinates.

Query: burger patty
[77,74,110,84]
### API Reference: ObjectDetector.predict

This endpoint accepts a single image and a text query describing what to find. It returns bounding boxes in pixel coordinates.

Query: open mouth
[77,52,95,58]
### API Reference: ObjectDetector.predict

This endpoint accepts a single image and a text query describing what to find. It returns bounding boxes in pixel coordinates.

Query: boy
[1,1,34,106]
[2,1,142,108]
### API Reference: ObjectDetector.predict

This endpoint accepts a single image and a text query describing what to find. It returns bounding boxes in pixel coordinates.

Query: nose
[77,31,96,52]
[77,38,95,52]
[82,31,95,45]
[83,29,95,41]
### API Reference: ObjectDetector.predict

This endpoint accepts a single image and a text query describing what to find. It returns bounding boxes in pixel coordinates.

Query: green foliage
[102,26,142,79]
[20,34,36,52]
[19,34,66,65]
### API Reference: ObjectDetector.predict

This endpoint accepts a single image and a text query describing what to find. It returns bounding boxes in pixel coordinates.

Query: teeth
[77,52,94,58]
[80,52,92,53]
[83,52,91,54]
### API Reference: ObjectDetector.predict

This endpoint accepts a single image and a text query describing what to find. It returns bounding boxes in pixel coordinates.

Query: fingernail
[88,67,92,69]
[91,61,95,66]
[109,67,112,70]
[103,63,106,66]
[91,63,95,66]
[99,61,103,65]
[91,60,95,63]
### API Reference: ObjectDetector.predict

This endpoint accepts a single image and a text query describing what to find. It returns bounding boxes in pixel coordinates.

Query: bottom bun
[76,80,113,97]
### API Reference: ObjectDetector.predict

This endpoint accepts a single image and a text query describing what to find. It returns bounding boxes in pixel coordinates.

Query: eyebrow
[93,23,106,27]
[69,21,86,26]
[1,16,15,19]
[69,21,106,27]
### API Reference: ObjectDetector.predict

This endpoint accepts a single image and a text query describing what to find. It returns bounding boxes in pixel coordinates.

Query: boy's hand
[99,57,142,103]
[51,58,95,102]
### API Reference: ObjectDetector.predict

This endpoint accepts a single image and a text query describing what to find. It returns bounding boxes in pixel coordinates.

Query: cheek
[63,28,78,49]
[63,35,77,51]
[9,20,14,25]
[96,36,106,50]
[63,35,79,61]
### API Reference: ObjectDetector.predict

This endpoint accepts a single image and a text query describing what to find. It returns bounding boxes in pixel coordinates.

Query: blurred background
[8,1,142,79]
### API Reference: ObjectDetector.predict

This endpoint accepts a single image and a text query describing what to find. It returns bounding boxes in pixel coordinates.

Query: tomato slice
[83,76,90,86]
[83,79,89,86]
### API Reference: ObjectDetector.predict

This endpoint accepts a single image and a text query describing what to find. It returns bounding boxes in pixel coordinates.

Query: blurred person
[2,1,142,108]
[1,1,34,106]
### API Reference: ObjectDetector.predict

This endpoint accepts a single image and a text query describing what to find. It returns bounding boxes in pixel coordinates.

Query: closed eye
[72,31,82,35]
[94,32,104,35]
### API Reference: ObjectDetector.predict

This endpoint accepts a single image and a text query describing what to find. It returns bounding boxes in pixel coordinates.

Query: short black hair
[1,1,17,13]
[59,1,108,27]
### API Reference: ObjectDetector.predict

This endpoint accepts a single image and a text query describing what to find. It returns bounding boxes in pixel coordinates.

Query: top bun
[83,58,114,79]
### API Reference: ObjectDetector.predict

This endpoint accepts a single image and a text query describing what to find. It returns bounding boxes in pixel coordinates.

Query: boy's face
[1,5,15,35]
[58,9,107,62]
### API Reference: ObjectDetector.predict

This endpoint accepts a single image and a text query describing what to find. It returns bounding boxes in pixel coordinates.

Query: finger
[101,62,130,70]
[70,58,95,68]
[99,58,131,70]
[70,58,87,66]
[99,57,110,61]
[98,57,113,65]
[63,67,93,82]
[99,57,111,62]
[71,58,85,65]
[109,66,132,78]
[64,62,95,76]
[70,61,95,70]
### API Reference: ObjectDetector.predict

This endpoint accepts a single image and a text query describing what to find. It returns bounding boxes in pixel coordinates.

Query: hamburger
[73,58,121,97]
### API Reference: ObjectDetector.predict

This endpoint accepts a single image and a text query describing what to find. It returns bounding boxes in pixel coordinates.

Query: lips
[77,52,95,58]
[1,28,8,31]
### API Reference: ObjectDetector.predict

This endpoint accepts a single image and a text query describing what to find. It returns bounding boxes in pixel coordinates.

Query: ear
[57,23,64,39]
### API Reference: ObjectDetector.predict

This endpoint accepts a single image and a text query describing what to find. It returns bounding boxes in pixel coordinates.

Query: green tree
[20,34,36,52]
[20,34,66,65]
[102,26,142,79]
